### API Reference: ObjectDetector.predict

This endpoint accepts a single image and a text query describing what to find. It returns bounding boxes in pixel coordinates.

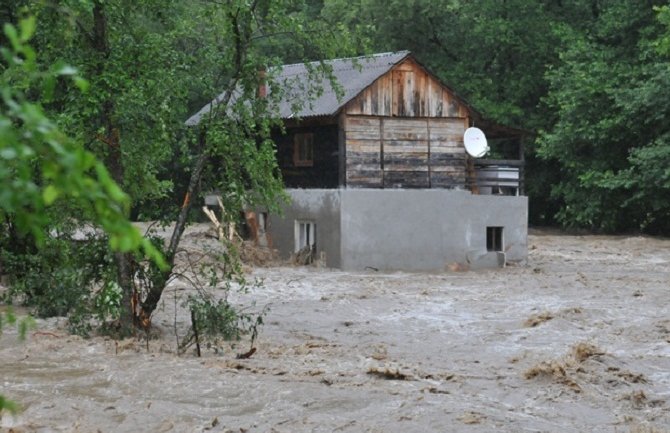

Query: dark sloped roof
[185,87,244,126]
[186,51,410,125]
[275,51,410,118]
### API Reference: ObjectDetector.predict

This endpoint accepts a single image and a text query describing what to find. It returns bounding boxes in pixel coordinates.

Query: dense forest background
[4,0,670,234]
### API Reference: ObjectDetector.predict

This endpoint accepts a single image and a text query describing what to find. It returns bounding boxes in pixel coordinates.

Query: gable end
[344,57,470,118]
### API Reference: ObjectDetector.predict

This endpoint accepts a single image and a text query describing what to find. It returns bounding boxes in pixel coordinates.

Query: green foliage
[0,17,165,265]
[537,1,670,232]
[175,0,359,215]
[162,235,267,353]
[656,5,670,54]
[2,0,356,338]
[0,393,19,416]
[0,308,35,341]
[184,285,267,354]
[1,229,125,335]
[187,296,246,342]
[93,281,123,323]
[28,0,185,208]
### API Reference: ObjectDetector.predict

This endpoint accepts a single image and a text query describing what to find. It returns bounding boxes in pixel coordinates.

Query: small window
[293,133,314,167]
[486,226,503,252]
[294,220,316,253]
[257,212,268,236]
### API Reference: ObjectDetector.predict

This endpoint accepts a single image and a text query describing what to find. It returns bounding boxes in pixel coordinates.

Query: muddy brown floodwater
[2,229,670,433]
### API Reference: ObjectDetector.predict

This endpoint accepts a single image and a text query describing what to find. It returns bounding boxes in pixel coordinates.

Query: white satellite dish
[463,127,489,158]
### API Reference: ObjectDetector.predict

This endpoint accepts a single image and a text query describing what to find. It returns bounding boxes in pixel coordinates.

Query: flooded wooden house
[189,51,528,271]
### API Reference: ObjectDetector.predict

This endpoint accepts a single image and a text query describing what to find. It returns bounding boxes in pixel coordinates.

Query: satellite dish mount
[463,127,489,158]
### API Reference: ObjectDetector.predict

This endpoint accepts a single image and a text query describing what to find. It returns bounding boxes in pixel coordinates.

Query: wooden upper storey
[339,58,471,189]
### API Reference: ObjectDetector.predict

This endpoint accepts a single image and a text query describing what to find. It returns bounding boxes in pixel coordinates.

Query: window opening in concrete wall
[293,133,314,167]
[258,212,268,234]
[486,226,503,252]
[294,220,316,253]
[257,212,269,247]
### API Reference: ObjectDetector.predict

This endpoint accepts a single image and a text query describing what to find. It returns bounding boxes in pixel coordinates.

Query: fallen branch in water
[236,347,257,359]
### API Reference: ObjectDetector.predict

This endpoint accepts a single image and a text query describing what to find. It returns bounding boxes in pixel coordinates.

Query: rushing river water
[2,231,670,432]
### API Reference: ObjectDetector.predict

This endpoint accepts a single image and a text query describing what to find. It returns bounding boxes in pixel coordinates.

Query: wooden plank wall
[428,118,467,188]
[345,58,469,118]
[342,56,471,188]
[345,117,383,187]
[382,118,429,188]
[344,117,466,188]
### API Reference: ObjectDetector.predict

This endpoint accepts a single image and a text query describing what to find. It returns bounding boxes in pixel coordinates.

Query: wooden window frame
[293,132,314,167]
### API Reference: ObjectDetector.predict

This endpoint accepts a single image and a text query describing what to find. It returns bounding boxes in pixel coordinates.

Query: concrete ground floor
[267,189,528,271]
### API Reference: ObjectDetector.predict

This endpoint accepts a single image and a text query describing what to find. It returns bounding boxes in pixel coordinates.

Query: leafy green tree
[138,0,355,319]
[1,10,166,335]
[1,15,157,415]
[3,1,355,333]
[0,16,163,262]
[538,1,670,232]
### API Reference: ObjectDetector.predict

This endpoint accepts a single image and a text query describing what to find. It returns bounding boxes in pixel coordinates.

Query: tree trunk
[140,130,210,317]
[139,7,250,321]
[92,0,135,336]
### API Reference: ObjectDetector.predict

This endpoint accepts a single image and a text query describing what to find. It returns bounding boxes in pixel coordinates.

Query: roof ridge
[279,50,410,69]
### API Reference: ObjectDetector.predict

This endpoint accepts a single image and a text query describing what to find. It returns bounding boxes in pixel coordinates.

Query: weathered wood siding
[345,117,382,187]
[382,118,429,188]
[428,118,468,188]
[344,116,467,188]
[342,57,469,188]
[345,58,469,118]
